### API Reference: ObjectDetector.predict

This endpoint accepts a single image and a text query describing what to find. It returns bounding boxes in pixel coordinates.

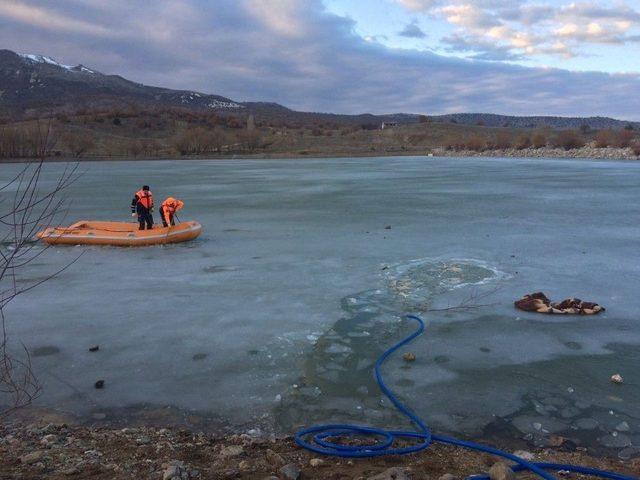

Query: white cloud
[0,0,114,36]
[0,0,639,119]
[395,0,440,12]
[395,0,640,60]
[243,0,308,37]
[439,4,499,29]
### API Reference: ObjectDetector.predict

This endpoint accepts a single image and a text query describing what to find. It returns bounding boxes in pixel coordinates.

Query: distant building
[381,122,398,130]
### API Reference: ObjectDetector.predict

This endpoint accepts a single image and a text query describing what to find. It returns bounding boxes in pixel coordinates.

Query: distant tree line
[0,122,58,158]
[2,109,639,159]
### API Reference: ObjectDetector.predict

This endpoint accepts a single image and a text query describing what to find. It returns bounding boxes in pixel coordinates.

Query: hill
[431,113,639,130]
[0,49,242,113]
[2,49,639,131]
[1,49,639,160]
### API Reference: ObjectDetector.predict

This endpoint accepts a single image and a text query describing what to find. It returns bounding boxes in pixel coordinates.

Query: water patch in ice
[324,343,352,354]
[383,257,506,306]
[202,265,237,274]
[274,256,506,431]
[32,345,60,357]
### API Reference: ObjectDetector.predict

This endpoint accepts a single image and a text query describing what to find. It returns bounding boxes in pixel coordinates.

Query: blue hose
[295,315,638,480]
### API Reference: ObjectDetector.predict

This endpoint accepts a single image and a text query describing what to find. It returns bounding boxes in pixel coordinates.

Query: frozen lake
[2,156,639,457]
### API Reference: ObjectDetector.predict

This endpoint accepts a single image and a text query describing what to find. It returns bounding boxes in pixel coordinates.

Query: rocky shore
[433,146,638,160]
[2,145,638,164]
[1,421,638,479]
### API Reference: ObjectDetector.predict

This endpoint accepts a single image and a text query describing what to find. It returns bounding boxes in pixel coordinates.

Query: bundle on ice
[514,292,604,315]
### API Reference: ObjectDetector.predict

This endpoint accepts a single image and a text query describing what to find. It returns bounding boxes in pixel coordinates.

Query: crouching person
[160,197,184,227]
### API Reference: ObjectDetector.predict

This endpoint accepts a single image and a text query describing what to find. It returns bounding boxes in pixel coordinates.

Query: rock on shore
[1,421,638,479]
[434,146,638,160]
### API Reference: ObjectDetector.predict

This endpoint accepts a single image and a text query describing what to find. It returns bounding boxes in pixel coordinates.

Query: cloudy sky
[1,0,640,119]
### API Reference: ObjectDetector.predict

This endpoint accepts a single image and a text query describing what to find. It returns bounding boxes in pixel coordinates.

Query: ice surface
[1,156,639,452]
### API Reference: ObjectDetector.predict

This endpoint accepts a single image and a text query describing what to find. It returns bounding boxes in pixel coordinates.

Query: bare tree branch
[1,119,81,418]
[427,285,502,313]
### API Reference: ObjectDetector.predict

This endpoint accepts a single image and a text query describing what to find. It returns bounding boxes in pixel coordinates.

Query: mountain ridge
[1,49,638,130]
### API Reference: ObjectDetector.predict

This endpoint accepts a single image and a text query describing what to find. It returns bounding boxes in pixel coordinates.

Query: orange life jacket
[135,189,153,209]
[161,197,184,225]
[161,197,184,213]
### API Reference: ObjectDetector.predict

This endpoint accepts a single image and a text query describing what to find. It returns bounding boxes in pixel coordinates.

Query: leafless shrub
[407,134,427,146]
[465,135,486,152]
[173,127,227,155]
[595,129,615,148]
[631,140,640,156]
[128,139,144,158]
[442,136,465,151]
[514,134,531,150]
[552,130,585,150]
[1,150,81,417]
[531,132,547,148]
[235,129,263,150]
[226,117,243,129]
[62,131,95,158]
[490,131,512,150]
[139,138,161,157]
[0,120,59,159]
[616,129,635,148]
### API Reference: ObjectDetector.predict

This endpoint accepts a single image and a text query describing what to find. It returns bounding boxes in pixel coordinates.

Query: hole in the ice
[32,345,60,357]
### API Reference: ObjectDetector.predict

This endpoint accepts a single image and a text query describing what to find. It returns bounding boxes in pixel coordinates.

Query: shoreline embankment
[0,146,638,164]
[2,420,638,479]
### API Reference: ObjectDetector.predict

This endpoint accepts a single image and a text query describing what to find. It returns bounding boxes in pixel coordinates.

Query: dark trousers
[137,206,154,230]
[159,206,175,227]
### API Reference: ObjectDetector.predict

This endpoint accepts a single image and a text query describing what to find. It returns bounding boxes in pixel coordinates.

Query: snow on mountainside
[20,53,70,68]
[18,53,96,74]
[1,49,246,112]
[178,91,243,108]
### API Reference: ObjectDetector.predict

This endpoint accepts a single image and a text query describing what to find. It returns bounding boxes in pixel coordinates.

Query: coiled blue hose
[295,315,638,480]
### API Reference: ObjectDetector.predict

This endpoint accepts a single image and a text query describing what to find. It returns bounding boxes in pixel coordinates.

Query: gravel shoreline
[0,145,638,163]
[2,420,638,479]
[433,146,638,160]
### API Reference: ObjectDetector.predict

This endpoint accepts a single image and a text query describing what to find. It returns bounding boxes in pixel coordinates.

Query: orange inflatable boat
[37,220,202,247]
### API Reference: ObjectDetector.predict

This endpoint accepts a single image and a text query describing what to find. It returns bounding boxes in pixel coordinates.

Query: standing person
[131,185,154,230]
[160,197,184,227]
